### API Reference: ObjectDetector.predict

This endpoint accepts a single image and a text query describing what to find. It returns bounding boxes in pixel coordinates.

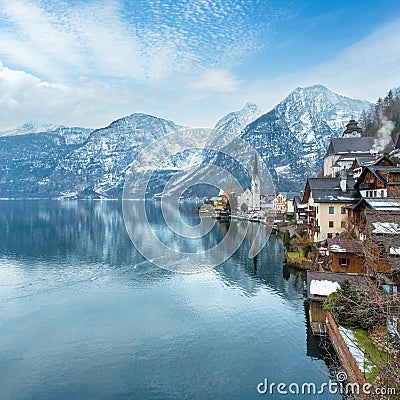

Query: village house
[214,192,229,211]
[327,238,365,274]
[260,194,275,213]
[302,174,360,242]
[362,210,400,275]
[347,197,400,280]
[323,120,378,177]
[346,201,400,341]
[354,164,400,198]
[347,197,400,239]
[271,191,302,217]
[293,195,308,223]
[351,155,393,180]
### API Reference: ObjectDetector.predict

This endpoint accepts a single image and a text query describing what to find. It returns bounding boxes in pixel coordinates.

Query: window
[329,221,334,228]
[327,233,333,239]
[341,207,345,214]
[329,206,334,214]
[341,221,346,228]
[339,258,350,266]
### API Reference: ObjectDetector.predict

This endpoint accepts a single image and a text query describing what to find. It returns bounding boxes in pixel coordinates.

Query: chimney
[340,170,347,192]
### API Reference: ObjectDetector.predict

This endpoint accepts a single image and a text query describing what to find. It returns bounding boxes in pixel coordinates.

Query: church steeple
[251,153,261,211]
[342,119,362,138]
[253,153,259,178]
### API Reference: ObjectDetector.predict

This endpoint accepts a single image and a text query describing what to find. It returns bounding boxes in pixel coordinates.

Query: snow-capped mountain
[240,85,371,190]
[44,114,185,198]
[0,123,93,145]
[0,123,63,136]
[0,85,371,198]
[214,102,262,135]
[0,114,184,198]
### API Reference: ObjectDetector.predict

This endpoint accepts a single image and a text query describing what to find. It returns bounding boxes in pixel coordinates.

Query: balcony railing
[306,210,316,217]
[363,244,391,273]
[359,183,375,190]
[304,222,320,232]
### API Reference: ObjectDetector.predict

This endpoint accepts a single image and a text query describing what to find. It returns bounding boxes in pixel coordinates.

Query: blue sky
[0,0,400,130]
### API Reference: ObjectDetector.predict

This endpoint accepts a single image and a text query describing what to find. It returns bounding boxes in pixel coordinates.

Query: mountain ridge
[0,85,371,198]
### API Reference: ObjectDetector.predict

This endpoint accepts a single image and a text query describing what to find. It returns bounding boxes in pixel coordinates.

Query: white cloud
[187,69,241,93]
[0,65,134,129]
[3,1,399,130]
[0,61,240,130]
[0,0,281,128]
[0,0,271,83]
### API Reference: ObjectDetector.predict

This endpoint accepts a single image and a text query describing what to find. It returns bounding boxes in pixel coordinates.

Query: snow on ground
[275,164,291,175]
[339,326,373,373]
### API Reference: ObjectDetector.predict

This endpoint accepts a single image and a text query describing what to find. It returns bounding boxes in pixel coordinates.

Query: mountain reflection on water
[0,200,341,400]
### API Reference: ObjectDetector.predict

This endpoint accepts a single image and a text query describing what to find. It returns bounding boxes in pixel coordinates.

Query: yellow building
[214,194,229,211]
[302,176,360,242]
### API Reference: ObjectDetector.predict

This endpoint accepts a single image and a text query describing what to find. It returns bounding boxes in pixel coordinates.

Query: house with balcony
[347,199,400,280]
[361,210,400,286]
[351,155,393,180]
[354,165,400,198]
[347,197,400,240]
[302,174,360,242]
[293,195,308,223]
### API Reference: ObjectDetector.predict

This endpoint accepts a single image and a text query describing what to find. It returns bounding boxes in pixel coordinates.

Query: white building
[323,120,377,177]
[237,154,261,211]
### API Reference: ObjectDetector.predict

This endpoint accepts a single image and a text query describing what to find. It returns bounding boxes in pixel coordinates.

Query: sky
[1,0,400,130]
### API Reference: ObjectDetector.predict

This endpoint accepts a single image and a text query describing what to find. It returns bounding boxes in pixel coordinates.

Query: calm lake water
[0,200,341,400]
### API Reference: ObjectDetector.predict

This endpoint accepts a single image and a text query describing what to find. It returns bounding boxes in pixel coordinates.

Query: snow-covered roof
[390,247,400,255]
[329,245,347,252]
[309,280,340,297]
[372,222,400,234]
[365,198,400,211]
[307,271,367,301]
[327,238,362,254]
[325,137,377,156]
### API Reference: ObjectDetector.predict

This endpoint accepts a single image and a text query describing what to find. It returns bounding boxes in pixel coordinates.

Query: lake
[0,200,341,399]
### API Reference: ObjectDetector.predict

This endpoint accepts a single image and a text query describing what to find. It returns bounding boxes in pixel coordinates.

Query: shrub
[323,281,379,330]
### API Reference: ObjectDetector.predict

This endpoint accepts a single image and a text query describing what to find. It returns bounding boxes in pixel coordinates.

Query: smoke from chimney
[371,112,395,153]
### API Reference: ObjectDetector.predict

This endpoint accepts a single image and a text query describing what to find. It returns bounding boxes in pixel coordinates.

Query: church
[237,154,261,211]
